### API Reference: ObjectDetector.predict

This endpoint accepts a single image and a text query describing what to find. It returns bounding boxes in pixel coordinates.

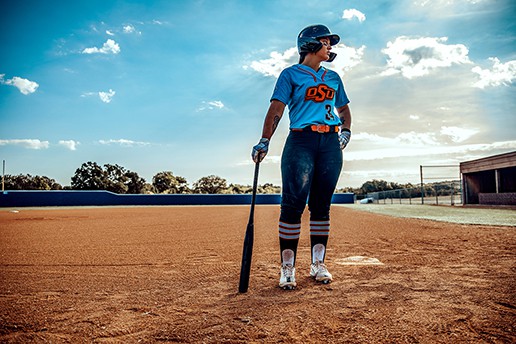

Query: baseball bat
[238,162,260,293]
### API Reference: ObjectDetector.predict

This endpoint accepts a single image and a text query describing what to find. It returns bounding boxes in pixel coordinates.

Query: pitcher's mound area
[0,205,514,343]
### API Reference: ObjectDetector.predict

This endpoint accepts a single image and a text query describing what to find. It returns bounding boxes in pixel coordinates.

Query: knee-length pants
[280,131,343,224]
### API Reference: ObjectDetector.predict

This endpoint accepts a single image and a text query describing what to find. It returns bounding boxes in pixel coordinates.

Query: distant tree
[71,162,146,194]
[360,179,400,194]
[227,184,249,194]
[337,186,357,194]
[432,181,457,196]
[360,180,378,194]
[3,174,28,190]
[152,171,189,194]
[71,162,107,190]
[3,174,25,190]
[225,183,280,194]
[3,174,62,190]
[32,175,62,190]
[126,171,147,194]
[259,183,281,194]
[423,185,434,197]
[193,175,227,194]
[141,183,156,194]
[104,164,129,194]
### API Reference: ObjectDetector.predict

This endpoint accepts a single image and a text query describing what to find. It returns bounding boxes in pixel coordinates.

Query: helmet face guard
[297,24,340,63]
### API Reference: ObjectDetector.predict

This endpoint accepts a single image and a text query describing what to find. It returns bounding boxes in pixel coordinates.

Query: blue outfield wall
[0,190,355,207]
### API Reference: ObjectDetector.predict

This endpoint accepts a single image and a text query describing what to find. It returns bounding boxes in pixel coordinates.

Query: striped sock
[279,221,301,265]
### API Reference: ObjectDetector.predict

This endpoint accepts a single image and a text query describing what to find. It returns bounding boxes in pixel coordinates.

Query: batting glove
[339,129,351,150]
[252,138,269,163]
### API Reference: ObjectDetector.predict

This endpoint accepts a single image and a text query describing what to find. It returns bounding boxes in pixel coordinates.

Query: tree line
[2,161,281,195]
[2,161,460,196]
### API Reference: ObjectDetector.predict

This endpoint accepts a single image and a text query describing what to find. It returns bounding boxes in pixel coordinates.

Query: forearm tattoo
[272,115,281,133]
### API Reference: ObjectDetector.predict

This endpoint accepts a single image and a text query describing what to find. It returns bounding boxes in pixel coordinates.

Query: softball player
[252,24,352,290]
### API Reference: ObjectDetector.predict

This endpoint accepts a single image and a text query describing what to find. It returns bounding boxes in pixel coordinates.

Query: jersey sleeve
[270,68,292,105]
[334,74,350,108]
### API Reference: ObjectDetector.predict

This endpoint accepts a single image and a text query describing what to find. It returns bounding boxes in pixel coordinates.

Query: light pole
[2,160,5,192]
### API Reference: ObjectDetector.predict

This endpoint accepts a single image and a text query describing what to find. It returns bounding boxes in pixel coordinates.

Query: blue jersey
[271,64,350,129]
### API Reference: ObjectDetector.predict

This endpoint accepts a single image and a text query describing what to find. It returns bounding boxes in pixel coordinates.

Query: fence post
[451,181,454,206]
[420,165,424,204]
[1,160,4,193]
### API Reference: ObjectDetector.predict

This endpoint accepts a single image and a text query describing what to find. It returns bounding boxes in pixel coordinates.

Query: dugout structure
[460,151,516,206]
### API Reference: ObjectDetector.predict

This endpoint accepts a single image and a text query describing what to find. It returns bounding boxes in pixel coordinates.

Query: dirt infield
[0,206,514,343]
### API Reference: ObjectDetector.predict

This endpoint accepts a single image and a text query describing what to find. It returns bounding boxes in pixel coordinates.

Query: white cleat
[279,264,297,290]
[310,260,332,284]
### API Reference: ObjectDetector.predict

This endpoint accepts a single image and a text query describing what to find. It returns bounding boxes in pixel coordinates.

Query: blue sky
[1,0,515,188]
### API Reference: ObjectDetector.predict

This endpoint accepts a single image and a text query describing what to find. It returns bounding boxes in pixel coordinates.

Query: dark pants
[280,131,343,224]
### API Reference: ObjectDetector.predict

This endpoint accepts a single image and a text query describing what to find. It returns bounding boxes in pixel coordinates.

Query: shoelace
[314,261,329,275]
[282,264,294,278]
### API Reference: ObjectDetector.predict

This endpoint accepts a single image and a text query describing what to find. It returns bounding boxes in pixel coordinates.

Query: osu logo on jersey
[305,84,335,102]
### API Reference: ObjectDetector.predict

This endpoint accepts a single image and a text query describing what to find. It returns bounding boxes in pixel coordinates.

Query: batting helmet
[297,24,340,62]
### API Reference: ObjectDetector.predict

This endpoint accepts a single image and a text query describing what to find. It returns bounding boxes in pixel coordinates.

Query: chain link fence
[366,180,462,206]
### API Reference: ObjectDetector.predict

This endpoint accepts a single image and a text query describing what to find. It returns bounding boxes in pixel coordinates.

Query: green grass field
[341,204,516,227]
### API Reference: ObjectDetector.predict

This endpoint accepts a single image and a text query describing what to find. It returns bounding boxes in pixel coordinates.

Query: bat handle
[249,162,259,221]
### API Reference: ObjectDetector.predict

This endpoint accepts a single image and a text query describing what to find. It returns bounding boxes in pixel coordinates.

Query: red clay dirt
[0,205,514,343]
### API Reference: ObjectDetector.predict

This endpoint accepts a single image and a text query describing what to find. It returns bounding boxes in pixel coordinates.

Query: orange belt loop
[311,124,329,133]
[291,125,338,133]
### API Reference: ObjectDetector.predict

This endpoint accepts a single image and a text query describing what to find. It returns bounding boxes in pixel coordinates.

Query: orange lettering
[305,84,335,102]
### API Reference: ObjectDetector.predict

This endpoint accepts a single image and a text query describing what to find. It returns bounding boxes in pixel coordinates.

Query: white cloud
[246,44,365,78]
[354,128,477,147]
[410,0,490,18]
[415,0,486,7]
[106,30,115,36]
[345,137,516,162]
[81,92,96,98]
[81,89,116,103]
[352,132,439,145]
[0,74,39,95]
[123,25,135,33]
[396,131,439,146]
[409,114,420,120]
[246,47,298,78]
[440,126,478,143]
[237,155,281,166]
[345,130,514,162]
[0,139,49,149]
[328,44,366,75]
[208,100,224,109]
[82,39,120,54]
[58,140,79,150]
[472,57,516,88]
[99,89,116,103]
[342,9,366,22]
[99,139,150,147]
[123,24,141,35]
[197,100,225,111]
[381,36,471,79]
